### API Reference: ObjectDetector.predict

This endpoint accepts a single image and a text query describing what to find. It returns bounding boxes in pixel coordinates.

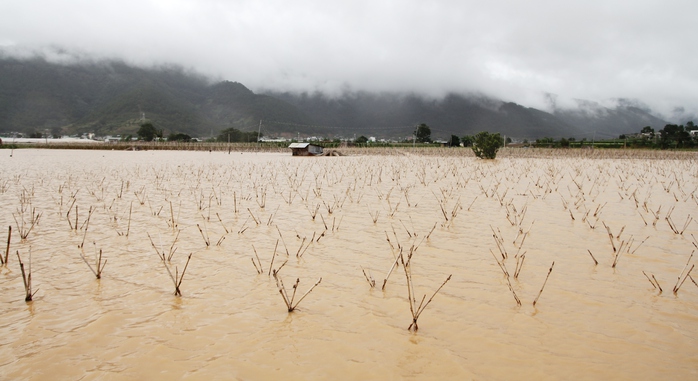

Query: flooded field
[1,148,697,380]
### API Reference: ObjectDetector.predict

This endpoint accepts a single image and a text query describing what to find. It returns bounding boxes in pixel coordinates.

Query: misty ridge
[0,54,670,141]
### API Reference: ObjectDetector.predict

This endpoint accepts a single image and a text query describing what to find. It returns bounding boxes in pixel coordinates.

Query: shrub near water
[472,131,503,159]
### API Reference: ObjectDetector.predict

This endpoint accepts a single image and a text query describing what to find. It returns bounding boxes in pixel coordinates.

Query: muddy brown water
[1,149,697,380]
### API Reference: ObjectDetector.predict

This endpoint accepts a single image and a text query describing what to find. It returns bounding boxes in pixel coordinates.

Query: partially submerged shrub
[472,131,503,159]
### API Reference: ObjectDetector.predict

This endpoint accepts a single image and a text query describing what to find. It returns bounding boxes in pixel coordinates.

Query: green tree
[448,135,460,147]
[472,131,503,159]
[461,135,474,147]
[355,135,369,144]
[414,123,432,143]
[137,122,158,141]
[659,124,692,149]
[217,127,260,142]
[168,133,192,142]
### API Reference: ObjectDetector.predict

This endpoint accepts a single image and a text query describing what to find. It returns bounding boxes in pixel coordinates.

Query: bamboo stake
[533,261,555,307]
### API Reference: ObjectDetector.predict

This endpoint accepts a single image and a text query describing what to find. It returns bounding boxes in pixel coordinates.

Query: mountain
[551,99,668,140]
[0,56,311,137]
[0,55,670,140]
[266,90,585,140]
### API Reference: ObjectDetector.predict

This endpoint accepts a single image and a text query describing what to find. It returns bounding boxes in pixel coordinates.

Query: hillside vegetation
[0,56,669,140]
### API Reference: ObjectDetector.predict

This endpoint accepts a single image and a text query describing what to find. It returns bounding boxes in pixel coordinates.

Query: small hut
[289,142,324,156]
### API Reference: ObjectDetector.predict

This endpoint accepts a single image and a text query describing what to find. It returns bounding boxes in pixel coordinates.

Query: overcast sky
[1,0,696,120]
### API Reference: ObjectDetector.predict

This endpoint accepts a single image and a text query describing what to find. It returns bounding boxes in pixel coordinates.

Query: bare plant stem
[505,276,521,306]
[689,274,698,289]
[2,225,10,265]
[674,264,694,295]
[382,247,403,290]
[673,251,694,292]
[252,245,263,274]
[274,274,322,312]
[652,274,663,293]
[587,249,598,265]
[642,271,656,289]
[196,223,210,247]
[401,249,451,331]
[17,250,37,302]
[78,246,107,279]
[362,266,376,288]
[533,261,555,306]
[490,249,510,278]
[78,206,94,248]
[126,201,132,237]
[268,239,279,276]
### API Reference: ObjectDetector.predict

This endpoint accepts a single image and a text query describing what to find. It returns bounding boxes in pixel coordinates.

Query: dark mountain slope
[0,55,669,140]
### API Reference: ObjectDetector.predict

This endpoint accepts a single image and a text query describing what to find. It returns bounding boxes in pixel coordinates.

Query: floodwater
[1,148,697,380]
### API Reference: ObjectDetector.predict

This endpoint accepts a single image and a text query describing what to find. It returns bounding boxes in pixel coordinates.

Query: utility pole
[257,120,262,144]
[592,131,596,149]
[413,125,417,148]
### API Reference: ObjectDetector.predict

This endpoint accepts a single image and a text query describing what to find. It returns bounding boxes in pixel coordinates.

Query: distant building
[289,142,324,156]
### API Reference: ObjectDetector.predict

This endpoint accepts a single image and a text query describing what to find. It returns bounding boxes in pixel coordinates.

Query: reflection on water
[1,149,697,380]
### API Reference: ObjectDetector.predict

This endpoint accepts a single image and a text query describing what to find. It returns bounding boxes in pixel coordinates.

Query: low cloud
[1,0,696,120]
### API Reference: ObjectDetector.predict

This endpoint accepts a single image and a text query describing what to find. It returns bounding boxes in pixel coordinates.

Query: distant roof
[289,143,310,148]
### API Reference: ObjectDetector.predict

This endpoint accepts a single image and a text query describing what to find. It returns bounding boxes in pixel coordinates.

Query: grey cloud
[1,0,696,120]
